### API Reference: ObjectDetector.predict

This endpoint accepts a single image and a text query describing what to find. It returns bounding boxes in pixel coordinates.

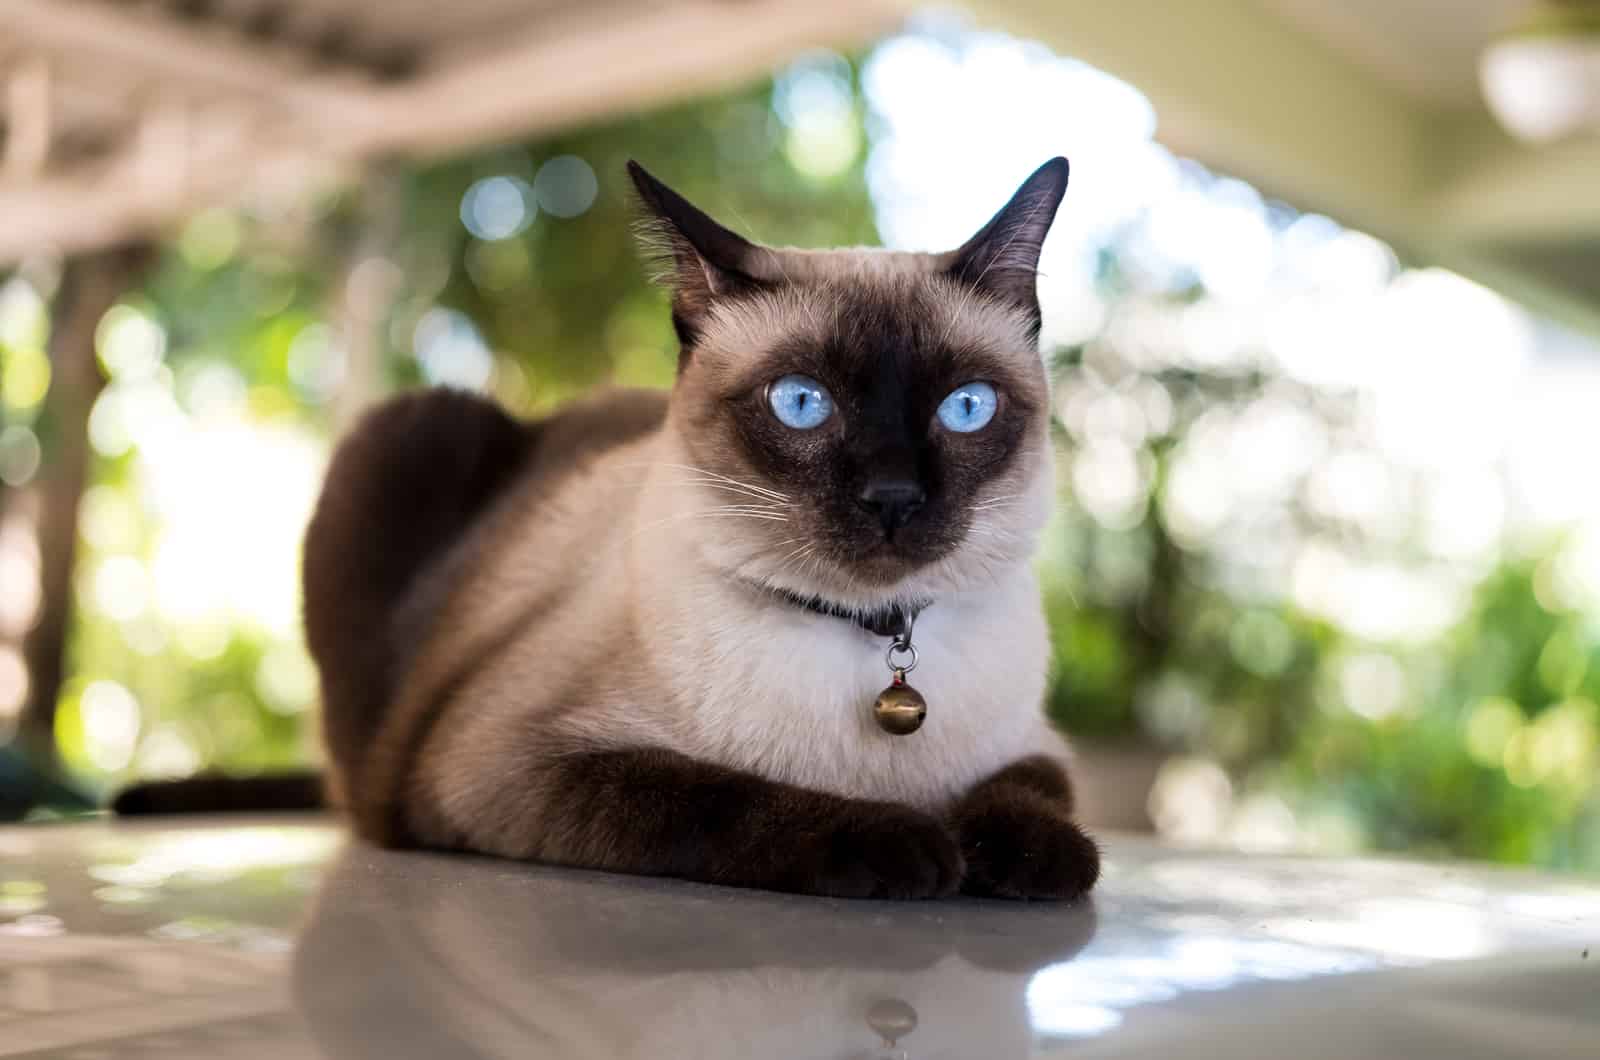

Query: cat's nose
[857,477,926,535]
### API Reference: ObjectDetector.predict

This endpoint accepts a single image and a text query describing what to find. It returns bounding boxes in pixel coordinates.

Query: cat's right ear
[628,161,773,347]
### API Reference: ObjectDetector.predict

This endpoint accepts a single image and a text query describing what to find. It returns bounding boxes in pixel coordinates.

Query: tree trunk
[15,244,152,767]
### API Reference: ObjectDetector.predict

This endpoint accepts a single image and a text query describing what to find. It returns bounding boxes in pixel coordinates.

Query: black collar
[772,588,929,639]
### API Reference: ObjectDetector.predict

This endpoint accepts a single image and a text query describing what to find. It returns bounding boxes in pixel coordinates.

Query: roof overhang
[0,0,908,262]
[986,0,1600,336]
[6,1,1597,336]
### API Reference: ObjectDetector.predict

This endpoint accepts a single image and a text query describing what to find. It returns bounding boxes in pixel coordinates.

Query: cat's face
[632,160,1068,605]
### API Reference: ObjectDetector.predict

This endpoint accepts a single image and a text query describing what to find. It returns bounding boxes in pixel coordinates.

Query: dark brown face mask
[630,158,1068,594]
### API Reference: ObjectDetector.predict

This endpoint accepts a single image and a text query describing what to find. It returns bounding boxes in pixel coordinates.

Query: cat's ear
[628,160,775,346]
[943,157,1069,337]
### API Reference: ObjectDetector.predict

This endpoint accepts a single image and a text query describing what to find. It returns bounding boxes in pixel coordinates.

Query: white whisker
[671,481,789,505]
[643,462,789,501]
[618,507,791,552]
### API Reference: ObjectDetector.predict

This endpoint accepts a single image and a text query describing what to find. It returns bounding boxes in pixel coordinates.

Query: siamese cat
[128,158,1099,901]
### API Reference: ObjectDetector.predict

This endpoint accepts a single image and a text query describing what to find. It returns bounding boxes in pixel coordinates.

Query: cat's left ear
[627,160,777,349]
[943,157,1069,337]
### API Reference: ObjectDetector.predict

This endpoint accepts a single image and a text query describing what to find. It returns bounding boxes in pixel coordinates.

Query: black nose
[858,478,926,535]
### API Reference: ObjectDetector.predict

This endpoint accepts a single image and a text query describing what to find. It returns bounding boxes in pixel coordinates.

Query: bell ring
[874,671,927,735]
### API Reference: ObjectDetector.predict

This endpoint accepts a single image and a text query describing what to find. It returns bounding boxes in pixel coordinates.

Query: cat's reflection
[292,846,1097,1059]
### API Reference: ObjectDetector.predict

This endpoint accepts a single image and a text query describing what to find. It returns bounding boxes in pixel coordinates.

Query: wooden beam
[3,56,52,180]
[0,0,382,134]
[1426,133,1600,242]
[352,0,913,159]
[979,0,1436,242]
[977,0,1600,338]
[0,0,909,261]
[0,110,322,261]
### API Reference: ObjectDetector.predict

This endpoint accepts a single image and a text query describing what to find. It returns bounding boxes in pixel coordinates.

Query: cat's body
[298,160,1100,900]
[318,387,1057,849]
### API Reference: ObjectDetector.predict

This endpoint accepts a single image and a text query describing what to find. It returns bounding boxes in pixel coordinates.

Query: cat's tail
[111,771,325,815]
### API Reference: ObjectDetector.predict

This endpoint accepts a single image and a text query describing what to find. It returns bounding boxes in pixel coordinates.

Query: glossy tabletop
[1,816,1597,1058]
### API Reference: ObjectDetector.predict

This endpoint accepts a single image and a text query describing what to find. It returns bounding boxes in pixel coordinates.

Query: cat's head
[631,159,1067,606]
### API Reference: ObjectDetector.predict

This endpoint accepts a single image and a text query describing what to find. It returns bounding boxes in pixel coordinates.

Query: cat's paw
[956,796,1099,901]
[799,803,963,900]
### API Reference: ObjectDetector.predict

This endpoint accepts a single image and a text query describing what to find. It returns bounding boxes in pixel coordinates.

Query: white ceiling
[1260,0,1526,110]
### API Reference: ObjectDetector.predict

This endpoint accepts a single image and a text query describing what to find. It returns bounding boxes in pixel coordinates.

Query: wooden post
[15,244,152,768]
[332,164,404,430]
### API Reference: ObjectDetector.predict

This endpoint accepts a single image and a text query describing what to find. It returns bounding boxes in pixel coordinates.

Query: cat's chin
[841,542,955,587]
[849,525,1044,594]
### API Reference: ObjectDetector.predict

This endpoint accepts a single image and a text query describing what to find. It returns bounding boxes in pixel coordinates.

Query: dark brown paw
[799,803,964,900]
[957,795,1099,901]
[978,755,1075,809]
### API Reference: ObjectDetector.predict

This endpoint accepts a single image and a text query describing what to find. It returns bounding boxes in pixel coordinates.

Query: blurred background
[3,0,1600,872]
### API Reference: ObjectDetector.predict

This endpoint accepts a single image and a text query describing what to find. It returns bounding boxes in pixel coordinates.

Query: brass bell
[873,672,926,735]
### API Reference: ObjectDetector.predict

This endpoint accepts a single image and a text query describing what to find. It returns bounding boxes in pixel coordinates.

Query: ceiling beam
[0,104,323,261]
[1427,127,1600,242]
[980,0,1435,242]
[0,0,382,134]
[979,0,1600,338]
[3,57,52,180]
[0,0,910,261]
[350,0,912,159]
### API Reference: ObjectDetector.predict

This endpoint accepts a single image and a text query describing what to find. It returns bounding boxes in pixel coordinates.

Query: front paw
[797,803,964,900]
[956,795,1099,900]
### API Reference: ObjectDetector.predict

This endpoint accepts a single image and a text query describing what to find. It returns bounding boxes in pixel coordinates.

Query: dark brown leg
[950,755,1099,901]
[523,748,963,899]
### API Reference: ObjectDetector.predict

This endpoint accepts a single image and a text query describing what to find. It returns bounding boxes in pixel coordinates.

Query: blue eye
[767,374,834,430]
[937,382,998,433]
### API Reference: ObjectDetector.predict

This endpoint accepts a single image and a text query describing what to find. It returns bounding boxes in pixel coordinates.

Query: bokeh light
[413,307,493,390]
[0,427,41,487]
[460,175,535,241]
[78,680,141,773]
[775,50,861,181]
[532,156,599,218]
